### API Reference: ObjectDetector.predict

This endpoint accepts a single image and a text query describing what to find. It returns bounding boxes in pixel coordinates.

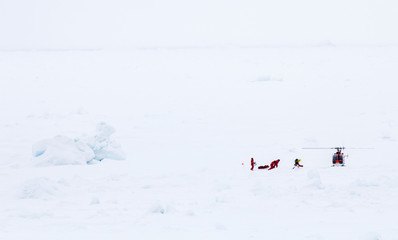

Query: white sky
[0,0,397,49]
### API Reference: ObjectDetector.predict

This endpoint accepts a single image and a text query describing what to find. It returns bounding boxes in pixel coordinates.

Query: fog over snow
[1,0,398,49]
[1,1,398,240]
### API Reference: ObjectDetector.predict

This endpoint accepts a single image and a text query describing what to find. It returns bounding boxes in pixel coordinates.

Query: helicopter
[302,147,373,167]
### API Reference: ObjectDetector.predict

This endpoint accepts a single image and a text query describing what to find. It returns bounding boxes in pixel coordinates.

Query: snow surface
[1,46,398,239]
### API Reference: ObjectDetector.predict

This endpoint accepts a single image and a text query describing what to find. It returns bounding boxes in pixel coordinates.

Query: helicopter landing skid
[331,164,345,167]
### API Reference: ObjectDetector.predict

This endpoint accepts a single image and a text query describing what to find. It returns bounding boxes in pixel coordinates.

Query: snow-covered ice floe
[32,122,125,166]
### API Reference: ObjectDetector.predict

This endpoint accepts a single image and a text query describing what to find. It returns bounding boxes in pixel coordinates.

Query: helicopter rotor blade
[343,147,374,150]
[302,147,373,150]
[302,147,341,149]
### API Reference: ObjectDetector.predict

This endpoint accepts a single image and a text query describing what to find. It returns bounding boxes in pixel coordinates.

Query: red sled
[258,165,269,169]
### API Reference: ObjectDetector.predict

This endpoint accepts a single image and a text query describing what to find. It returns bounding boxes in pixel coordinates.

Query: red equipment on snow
[258,165,269,169]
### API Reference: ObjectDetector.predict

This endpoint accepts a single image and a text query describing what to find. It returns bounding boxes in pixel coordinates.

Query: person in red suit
[268,159,280,170]
[250,158,256,171]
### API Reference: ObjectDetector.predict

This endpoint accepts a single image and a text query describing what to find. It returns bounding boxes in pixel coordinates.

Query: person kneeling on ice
[268,159,280,170]
[294,158,303,168]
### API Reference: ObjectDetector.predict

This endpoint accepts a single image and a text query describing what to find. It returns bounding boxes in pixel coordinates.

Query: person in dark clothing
[294,159,303,168]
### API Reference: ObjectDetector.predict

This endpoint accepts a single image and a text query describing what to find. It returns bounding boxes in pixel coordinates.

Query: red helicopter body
[332,148,345,166]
